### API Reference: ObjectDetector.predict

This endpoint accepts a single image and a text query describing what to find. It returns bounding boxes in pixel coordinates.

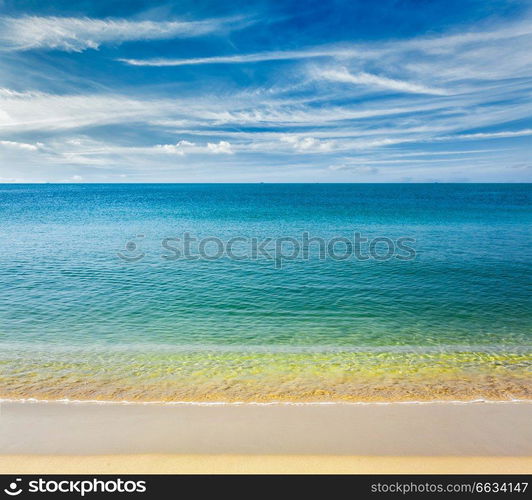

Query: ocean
[0,183,530,402]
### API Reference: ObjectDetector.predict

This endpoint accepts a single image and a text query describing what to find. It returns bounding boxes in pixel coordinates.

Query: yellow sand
[1,455,531,474]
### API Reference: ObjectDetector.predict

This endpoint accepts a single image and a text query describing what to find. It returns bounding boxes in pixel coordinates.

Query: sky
[0,0,531,183]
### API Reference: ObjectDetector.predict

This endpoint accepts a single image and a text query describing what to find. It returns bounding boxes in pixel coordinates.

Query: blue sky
[0,0,531,182]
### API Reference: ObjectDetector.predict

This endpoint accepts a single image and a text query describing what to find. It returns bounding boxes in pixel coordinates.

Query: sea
[0,183,530,402]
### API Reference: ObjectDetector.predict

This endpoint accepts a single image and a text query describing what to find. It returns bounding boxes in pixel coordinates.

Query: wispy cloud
[329,164,379,174]
[0,90,166,131]
[448,129,532,140]
[0,16,236,52]
[0,139,44,151]
[318,67,448,95]
[118,48,359,66]
[154,140,233,154]
[118,19,532,70]
[1,4,531,183]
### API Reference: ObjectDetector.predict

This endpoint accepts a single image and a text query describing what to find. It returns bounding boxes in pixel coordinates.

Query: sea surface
[0,183,530,402]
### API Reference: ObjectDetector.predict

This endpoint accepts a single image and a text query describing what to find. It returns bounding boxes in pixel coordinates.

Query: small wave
[1,397,531,407]
[1,341,531,355]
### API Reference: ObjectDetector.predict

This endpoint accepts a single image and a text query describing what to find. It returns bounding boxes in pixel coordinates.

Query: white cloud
[281,136,335,152]
[207,140,233,154]
[0,90,166,131]
[155,140,195,155]
[319,68,447,95]
[449,129,532,140]
[0,139,43,151]
[0,16,231,52]
[118,48,357,66]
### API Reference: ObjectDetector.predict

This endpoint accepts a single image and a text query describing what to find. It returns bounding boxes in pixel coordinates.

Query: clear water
[0,184,530,401]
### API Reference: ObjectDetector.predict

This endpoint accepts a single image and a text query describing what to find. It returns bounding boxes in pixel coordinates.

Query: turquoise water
[0,184,530,401]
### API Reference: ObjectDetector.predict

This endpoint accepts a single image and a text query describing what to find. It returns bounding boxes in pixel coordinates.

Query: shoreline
[2,397,532,406]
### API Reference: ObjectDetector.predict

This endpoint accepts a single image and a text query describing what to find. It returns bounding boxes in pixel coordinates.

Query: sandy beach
[1,399,531,473]
[2,455,531,474]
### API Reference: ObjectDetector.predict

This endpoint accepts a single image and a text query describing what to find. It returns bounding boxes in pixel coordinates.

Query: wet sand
[1,400,531,473]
